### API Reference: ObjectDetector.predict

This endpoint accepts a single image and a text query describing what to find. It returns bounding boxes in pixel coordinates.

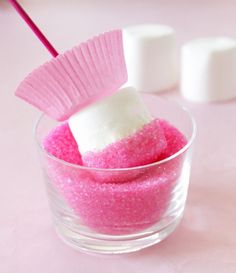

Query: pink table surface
[1,0,236,272]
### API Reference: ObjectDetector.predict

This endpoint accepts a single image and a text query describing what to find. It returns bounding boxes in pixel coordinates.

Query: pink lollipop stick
[7,0,59,57]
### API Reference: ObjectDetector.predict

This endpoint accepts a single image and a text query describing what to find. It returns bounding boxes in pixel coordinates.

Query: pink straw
[7,0,59,57]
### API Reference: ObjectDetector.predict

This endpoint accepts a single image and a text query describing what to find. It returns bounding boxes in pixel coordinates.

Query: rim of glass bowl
[34,99,197,173]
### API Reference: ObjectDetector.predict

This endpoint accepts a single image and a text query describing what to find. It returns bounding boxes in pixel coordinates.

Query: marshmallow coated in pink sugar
[43,119,187,235]
[68,86,167,169]
[15,30,127,121]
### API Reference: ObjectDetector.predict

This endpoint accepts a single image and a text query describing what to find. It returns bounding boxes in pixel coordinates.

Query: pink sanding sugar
[44,123,82,165]
[43,119,187,235]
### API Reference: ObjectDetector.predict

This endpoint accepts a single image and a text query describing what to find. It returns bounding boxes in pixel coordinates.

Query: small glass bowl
[34,94,196,254]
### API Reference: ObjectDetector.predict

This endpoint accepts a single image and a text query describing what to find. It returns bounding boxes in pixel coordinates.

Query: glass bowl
[34,94,196,254]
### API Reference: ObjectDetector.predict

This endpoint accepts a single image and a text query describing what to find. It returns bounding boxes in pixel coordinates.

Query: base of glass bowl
[54,215,182,255]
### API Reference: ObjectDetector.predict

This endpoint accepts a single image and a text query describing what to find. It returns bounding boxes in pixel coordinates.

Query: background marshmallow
[68,87,152,154]
[123,24,178,93]
[181,37,236,102]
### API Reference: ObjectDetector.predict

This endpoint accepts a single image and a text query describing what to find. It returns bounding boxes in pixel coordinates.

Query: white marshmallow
[181,37,236,102]
[123,24,178,93]
[68,87,152,154]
